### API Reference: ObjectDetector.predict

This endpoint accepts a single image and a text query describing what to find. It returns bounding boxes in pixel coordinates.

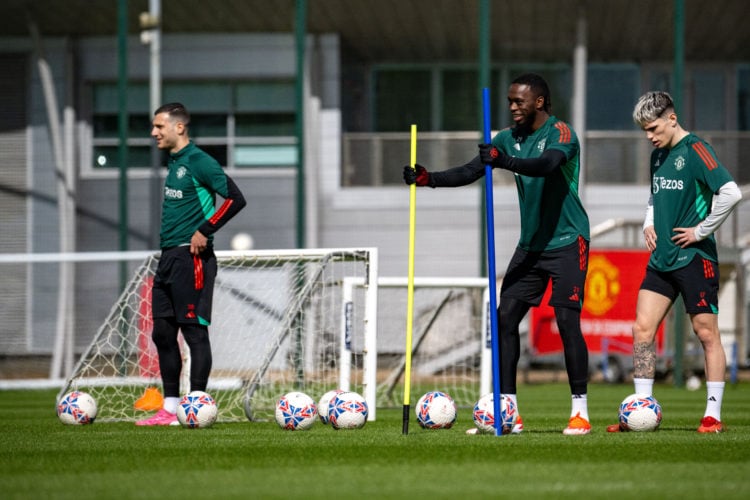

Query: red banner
[529,249,664,356]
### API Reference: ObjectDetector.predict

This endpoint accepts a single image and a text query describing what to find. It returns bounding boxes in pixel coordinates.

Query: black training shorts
[500,236,589,310]
[640,254,719,315]
[152,245,217,325]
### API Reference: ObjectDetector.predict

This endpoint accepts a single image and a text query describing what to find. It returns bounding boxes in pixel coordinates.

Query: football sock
[704,381,724,420]
[633,378,654,396]
[571,394,589,420]
[181,324,212,392]
[163,397,180,414]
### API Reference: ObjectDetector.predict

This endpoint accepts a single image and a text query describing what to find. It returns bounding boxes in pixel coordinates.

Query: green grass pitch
[2,382,750,499]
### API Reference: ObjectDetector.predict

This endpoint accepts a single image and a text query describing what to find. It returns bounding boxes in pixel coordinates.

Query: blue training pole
[482,88,502,436]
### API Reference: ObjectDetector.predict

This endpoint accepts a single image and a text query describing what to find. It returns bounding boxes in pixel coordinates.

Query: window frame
[81,79,298,179]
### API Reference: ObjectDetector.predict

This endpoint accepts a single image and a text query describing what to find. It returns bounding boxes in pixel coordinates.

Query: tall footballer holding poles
[403,74,592,435]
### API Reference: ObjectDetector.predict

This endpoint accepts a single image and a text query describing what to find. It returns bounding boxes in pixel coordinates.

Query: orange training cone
[134,387,164,411]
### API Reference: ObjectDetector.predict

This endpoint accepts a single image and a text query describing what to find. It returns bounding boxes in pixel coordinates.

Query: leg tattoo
[633,341,656,379]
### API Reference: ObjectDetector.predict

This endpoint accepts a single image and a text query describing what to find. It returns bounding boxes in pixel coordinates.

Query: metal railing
[342,130,750,187]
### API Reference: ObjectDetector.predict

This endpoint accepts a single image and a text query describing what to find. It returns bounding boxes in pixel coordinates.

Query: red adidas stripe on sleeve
[692,142,718,171]
[208,199,234,225]
[554,122,571,144]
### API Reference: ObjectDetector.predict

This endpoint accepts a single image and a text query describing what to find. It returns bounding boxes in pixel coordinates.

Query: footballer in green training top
[403,73,592,436]
[607,91,741,434]
[137,102,247,427]
[647,133,734,272]
[489,107,589,253]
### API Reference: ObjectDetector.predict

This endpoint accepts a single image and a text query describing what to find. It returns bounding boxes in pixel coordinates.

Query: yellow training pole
[402,124,417,435]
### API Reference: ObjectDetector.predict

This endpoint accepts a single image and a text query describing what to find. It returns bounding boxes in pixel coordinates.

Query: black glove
[478,143,510,169]
[403,164,433,187]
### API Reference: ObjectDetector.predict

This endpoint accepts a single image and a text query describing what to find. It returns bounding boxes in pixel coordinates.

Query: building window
[586,64,639,130]
[374,69,432,132]
[372,64,572,134]
[691,70,726,130]
[442,69,479,131]
[90,80,296,170]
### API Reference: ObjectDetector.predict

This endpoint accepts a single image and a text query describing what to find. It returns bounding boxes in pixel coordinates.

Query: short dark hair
[154,102,190,126]
[512,73,552,113]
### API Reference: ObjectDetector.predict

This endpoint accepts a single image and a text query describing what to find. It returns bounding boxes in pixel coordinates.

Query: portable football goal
[57,248,379,423]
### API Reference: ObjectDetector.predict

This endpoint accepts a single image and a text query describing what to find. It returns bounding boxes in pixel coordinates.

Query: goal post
[58,248,378,423]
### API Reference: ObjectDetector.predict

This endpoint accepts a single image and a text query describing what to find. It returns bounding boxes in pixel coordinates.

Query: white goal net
[57,248,378,423]
[346,277,494,410]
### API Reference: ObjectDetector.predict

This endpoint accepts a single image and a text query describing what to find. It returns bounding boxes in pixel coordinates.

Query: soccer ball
[317,389,344,425]
[328,391,368,430]
[415,391,457,429]
[275,392,318,431]
[618,394,662,432]
[57,391,97,425]
[472,393,517,435]
[177,391,218,429]
[686,375,701,391]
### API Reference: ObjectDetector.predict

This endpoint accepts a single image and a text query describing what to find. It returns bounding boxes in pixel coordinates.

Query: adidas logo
[708,396,717,402]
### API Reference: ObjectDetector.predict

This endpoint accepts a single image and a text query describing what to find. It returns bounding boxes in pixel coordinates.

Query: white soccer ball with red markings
[618,394,662,432]
[416,391,457,429]
[275,391,318,431]
[177,391,218,429]
[328,391,368,430]
[472,393,517,435]
[318,389,344,425]
[57,391,98,425]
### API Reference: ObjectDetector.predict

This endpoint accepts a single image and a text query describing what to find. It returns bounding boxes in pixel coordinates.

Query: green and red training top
[492,116,590,252]
[648,133,734,271]
[160,141,246,249]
